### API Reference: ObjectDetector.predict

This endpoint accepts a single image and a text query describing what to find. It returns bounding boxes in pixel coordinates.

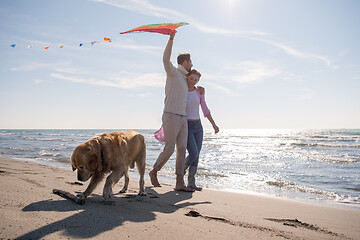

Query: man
[149,31,193,191]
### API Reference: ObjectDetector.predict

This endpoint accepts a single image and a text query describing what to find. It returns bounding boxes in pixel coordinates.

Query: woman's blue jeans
[185,120,203,167]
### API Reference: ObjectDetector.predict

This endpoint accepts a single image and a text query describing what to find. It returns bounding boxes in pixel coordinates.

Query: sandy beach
[0,156,359,240]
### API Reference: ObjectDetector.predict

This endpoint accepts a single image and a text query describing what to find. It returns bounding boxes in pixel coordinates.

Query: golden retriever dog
[71,130,146,200]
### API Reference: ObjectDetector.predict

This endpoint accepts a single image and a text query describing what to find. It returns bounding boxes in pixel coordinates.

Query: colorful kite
[10,44,16,47]
[104,37,112,42]
[120,22,189,35]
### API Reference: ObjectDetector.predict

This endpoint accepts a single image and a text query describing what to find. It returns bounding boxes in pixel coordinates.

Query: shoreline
[8,155,360,211]
[1,156,359,239]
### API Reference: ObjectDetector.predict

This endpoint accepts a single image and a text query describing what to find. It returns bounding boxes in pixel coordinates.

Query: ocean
[0,129,359,208]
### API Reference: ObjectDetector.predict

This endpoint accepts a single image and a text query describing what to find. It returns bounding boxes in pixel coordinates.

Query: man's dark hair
[177,53,191,64]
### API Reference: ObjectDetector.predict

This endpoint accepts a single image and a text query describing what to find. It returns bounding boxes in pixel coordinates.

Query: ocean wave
[31,156,70,165]
[303,153,358,163]
[77,134,94,138]
[23,137,77,142]
[309,135,329,139]
[39,150,60,157]
[335,195,360,205]
[24,137,59,141]
[60,139,76,142]
[197,171,228,178]
[34,133,64,136]
[266,180,338,198]
[290,142,360,149]
[9,147,37,152]
[0,132,16,136]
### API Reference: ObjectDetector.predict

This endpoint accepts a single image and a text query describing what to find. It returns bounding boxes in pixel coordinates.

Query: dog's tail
[133,135,146,172]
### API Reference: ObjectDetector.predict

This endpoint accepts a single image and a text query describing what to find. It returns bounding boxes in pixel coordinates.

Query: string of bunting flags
[8,22,189,50]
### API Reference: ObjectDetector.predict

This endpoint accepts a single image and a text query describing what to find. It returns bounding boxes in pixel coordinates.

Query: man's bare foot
[174,185,195,192]
[149,169,161,187]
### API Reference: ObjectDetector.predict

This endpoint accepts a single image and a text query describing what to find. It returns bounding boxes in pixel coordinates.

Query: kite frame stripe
[120,22,189,35]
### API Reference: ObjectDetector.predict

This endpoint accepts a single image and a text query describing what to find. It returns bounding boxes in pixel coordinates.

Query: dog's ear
[88,138,102,172]
[70,152,77,171]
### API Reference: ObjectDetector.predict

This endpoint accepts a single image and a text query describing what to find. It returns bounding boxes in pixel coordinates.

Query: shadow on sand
[16,187,210,239]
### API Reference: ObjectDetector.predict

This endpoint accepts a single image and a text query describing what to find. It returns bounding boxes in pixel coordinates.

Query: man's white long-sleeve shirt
[163,40,188,116]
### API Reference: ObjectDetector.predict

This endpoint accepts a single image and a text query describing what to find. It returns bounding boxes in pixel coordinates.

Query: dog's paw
[119,187,127,194]
[103,189,113,201]
[138,191,147,196]
[77,193,88,200]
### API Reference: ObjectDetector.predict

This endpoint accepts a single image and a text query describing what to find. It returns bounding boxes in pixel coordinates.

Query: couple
[150,31,219,192]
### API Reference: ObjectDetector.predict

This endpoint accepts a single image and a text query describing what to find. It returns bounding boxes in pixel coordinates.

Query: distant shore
[0,156,359,239]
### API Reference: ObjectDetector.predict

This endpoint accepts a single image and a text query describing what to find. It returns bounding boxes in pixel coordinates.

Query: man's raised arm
[163,31,176,74]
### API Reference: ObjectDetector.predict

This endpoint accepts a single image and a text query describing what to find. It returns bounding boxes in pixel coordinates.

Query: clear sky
[1,0,359,129]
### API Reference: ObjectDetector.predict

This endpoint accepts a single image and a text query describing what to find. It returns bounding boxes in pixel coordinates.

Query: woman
[184,69,219,191]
